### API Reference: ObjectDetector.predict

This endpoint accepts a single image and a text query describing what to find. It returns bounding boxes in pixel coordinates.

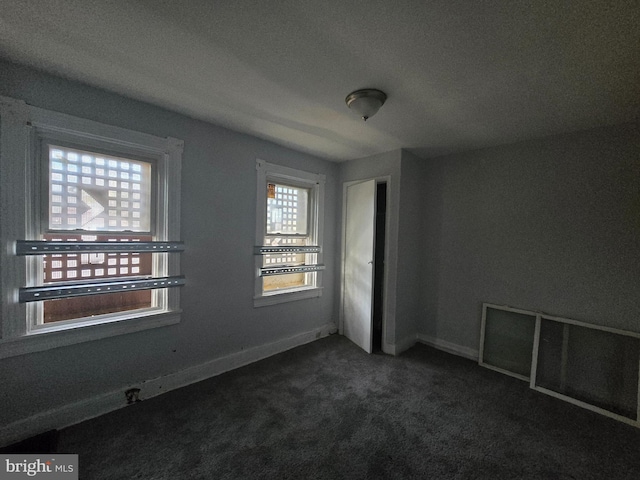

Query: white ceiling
[0,0,638,161]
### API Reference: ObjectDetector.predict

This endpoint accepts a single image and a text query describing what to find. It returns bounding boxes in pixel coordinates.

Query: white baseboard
[393,335,418,355]
[417,333,479,361]
[382,342,396,355]
[385,334,477,360]
[384,335,417,356]
[0,323,334,448]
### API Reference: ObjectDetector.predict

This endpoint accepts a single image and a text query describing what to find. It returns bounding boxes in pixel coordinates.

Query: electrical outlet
[125,388,141,404]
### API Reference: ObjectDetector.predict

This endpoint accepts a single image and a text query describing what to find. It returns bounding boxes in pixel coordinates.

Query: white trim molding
[382,333,479,360]
[417,333,480,361]
[386,334,417,356]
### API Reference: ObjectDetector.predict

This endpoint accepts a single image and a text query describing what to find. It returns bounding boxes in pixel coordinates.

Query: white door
[342,179,376,353]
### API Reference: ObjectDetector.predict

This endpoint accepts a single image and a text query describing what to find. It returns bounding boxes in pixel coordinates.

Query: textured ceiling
[0,0,638,161]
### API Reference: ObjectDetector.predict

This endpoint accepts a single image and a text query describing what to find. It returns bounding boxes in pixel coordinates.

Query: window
[42,146,154,323]
[264,183,310,292]
[254,160,325,306]
[0,96,183,358]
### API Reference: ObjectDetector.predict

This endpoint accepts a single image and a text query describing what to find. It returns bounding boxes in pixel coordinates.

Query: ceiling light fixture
[345,89,387,121]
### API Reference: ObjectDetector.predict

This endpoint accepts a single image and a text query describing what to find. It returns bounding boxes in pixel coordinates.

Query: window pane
[48,146,152,232]
[536,319,639,420]
[263,237,306,268]
[43,291,152,324]
[264,273,308,291]
[42,233,153,323]
[266,183,308,235]
[482,307,536,378]
[262,236,313,291]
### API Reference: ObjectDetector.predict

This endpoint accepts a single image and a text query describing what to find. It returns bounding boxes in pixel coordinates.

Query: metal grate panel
[20,276,185,302]
[17,240,184,255]
[260,265,324,276]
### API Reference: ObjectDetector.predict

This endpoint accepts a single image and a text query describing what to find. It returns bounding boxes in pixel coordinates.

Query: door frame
[339,175,391,353]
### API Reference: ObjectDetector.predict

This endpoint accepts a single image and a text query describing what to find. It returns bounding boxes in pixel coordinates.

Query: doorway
[372,182,386,353]
[341,179,388,354]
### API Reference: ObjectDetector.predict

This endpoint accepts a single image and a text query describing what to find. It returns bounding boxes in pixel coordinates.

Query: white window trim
[254,160,325,307]
[0,96,183,359]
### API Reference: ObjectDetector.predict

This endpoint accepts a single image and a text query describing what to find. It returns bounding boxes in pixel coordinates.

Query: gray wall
[0,60,339,427]
[420,156,444,341]
[395,150,427,345]
[420,124,640,351]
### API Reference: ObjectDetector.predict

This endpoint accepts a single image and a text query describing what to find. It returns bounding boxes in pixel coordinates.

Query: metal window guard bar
[19,276,186,302]
[259,265,324,276]
[16,240,184,255]
[254,245,321,254]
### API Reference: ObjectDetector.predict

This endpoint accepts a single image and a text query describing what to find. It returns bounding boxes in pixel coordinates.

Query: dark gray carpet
[56,335,640,479]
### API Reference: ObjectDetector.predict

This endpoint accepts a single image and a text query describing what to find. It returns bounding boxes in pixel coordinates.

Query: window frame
[254,160,325,307]
[0,96,183,359]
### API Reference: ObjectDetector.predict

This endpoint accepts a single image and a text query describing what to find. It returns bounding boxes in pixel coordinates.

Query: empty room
[1,1,639,478]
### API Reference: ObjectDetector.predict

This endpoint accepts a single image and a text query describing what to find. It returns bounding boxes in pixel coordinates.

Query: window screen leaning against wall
[254,160,325,307]
[0,96,184,358]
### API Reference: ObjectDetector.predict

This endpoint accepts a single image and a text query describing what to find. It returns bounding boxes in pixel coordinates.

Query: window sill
[0,310,181,359]
[253,287,323,307]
